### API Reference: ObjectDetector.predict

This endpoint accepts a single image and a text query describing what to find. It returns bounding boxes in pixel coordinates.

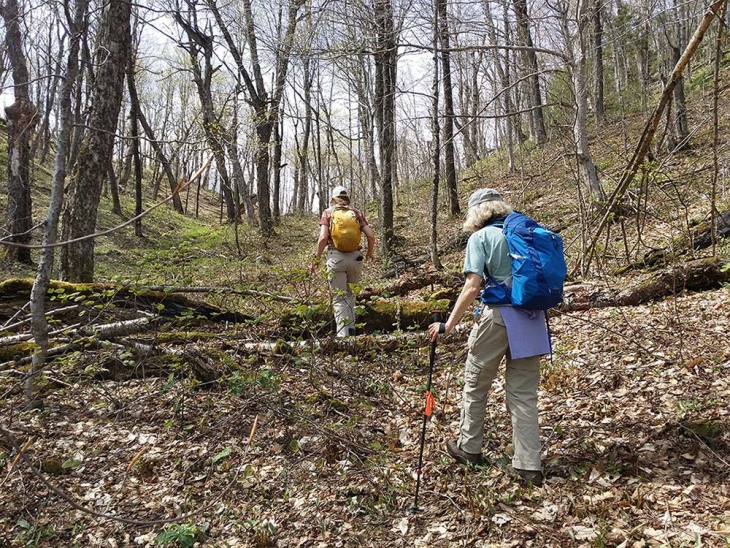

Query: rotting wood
[563,257,730,310]
[0,278,251,323]
[358,272,462,300]
[614,209,730,273]
[144,286,296,302]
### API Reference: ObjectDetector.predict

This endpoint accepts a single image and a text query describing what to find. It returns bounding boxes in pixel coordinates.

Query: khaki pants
[459,308,542,470]
[326,248,364,337]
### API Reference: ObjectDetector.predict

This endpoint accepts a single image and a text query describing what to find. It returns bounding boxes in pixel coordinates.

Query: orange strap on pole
[424,391,436,417]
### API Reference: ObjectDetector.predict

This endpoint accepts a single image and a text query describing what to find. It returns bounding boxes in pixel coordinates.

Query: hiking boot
[446,440,484,466]
[513,467,544,487]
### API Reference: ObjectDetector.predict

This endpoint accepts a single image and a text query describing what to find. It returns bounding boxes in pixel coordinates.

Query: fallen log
[278,298,452,336]
[563,257,730,310]
[615,209,730,272]
[0,278,251,323]
[358,271,462,301]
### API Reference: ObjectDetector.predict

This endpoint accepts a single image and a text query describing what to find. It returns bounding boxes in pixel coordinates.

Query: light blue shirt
[466,225,551,358]
[463,225,511,281]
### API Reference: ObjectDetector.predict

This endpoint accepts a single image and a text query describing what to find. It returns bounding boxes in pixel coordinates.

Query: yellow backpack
[330,207,362,252]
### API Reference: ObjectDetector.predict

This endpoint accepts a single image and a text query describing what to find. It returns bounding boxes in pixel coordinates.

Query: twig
[2,302,30,328]
[680,424,730,468]
[2,305,80,332]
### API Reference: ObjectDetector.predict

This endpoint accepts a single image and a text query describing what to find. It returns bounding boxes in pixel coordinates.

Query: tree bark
[27,0,88,408]
[374,0,397,255]
[59,0,131,282]
[592,0,605,124]
[437,0,459,216]
[430,0,442,269]
[173,7,236,222]
[559,0,606,202]
[2,0,38,265]
[128,63,185,214]
[513,0,547,144]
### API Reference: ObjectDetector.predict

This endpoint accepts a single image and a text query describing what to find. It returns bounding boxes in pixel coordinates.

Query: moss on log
[278,298,451,335]
[564,257,730,310]
[0,278,250,323]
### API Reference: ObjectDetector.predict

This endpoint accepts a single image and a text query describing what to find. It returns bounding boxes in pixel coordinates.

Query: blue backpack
[481,212,567,310]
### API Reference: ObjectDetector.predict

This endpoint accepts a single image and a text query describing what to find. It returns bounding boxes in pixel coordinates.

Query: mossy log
[278,298,451,335]
[564,257,730,310]
[614,209,730,273]
[382,232,470,278]
[358,271,462,301]
[0,278,250,323]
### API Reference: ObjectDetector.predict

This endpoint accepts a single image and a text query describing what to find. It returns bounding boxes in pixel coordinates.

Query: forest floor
[1,111,730,547]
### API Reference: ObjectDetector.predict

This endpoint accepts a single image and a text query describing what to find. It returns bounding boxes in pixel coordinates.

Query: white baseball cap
[331,186,349,199]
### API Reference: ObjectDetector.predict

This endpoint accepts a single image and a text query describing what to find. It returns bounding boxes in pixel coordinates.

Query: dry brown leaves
[1,286,729,547]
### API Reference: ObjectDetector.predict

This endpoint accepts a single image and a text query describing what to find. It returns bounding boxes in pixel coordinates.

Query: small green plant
[15,519,54,547]
[256,369,281,391]
[154,522,204,548]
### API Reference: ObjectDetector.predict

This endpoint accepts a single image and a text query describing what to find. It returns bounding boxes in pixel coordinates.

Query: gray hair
[463,200,513,233]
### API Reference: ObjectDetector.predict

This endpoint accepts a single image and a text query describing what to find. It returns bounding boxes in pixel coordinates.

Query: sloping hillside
[1,78,729,546]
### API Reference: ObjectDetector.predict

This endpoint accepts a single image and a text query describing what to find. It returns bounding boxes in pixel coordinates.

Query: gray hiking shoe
[446,440,485,466]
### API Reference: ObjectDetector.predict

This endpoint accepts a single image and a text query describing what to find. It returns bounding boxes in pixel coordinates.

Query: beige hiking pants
[459,307,542,471]
[326,248,364,337]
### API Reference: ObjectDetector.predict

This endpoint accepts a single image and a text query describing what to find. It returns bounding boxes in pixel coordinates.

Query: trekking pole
[408,311,442,515]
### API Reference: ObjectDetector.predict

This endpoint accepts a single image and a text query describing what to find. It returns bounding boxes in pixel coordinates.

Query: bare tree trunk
[128,61,143,237]
[592,0,605,124]
[513,0,547,144]
[128,61,184,214]
[2,0,38,265]
[68,27,94,171]
[560,0,606,202]
[355,53,381,199]
[108,156,123,215]
[272,107,284,223]
[437,0,459,216]
[27,0,88,408]
[174,8,236,222]
[297,57,313,214]
[483,0,516,171]
[668,0,689,148]
[430,0,442,269]
[33,24,64,165]
[59,0,131,282]
[374,0,397,256]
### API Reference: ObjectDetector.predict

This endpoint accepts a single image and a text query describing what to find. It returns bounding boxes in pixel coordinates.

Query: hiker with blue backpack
[311,186,376,337]
[428,188,566,487]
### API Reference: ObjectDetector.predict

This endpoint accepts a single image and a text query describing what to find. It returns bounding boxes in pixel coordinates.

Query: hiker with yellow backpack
[310,186,376,337]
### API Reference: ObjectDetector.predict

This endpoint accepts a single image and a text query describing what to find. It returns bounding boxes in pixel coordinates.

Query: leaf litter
[0,286,729,547]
